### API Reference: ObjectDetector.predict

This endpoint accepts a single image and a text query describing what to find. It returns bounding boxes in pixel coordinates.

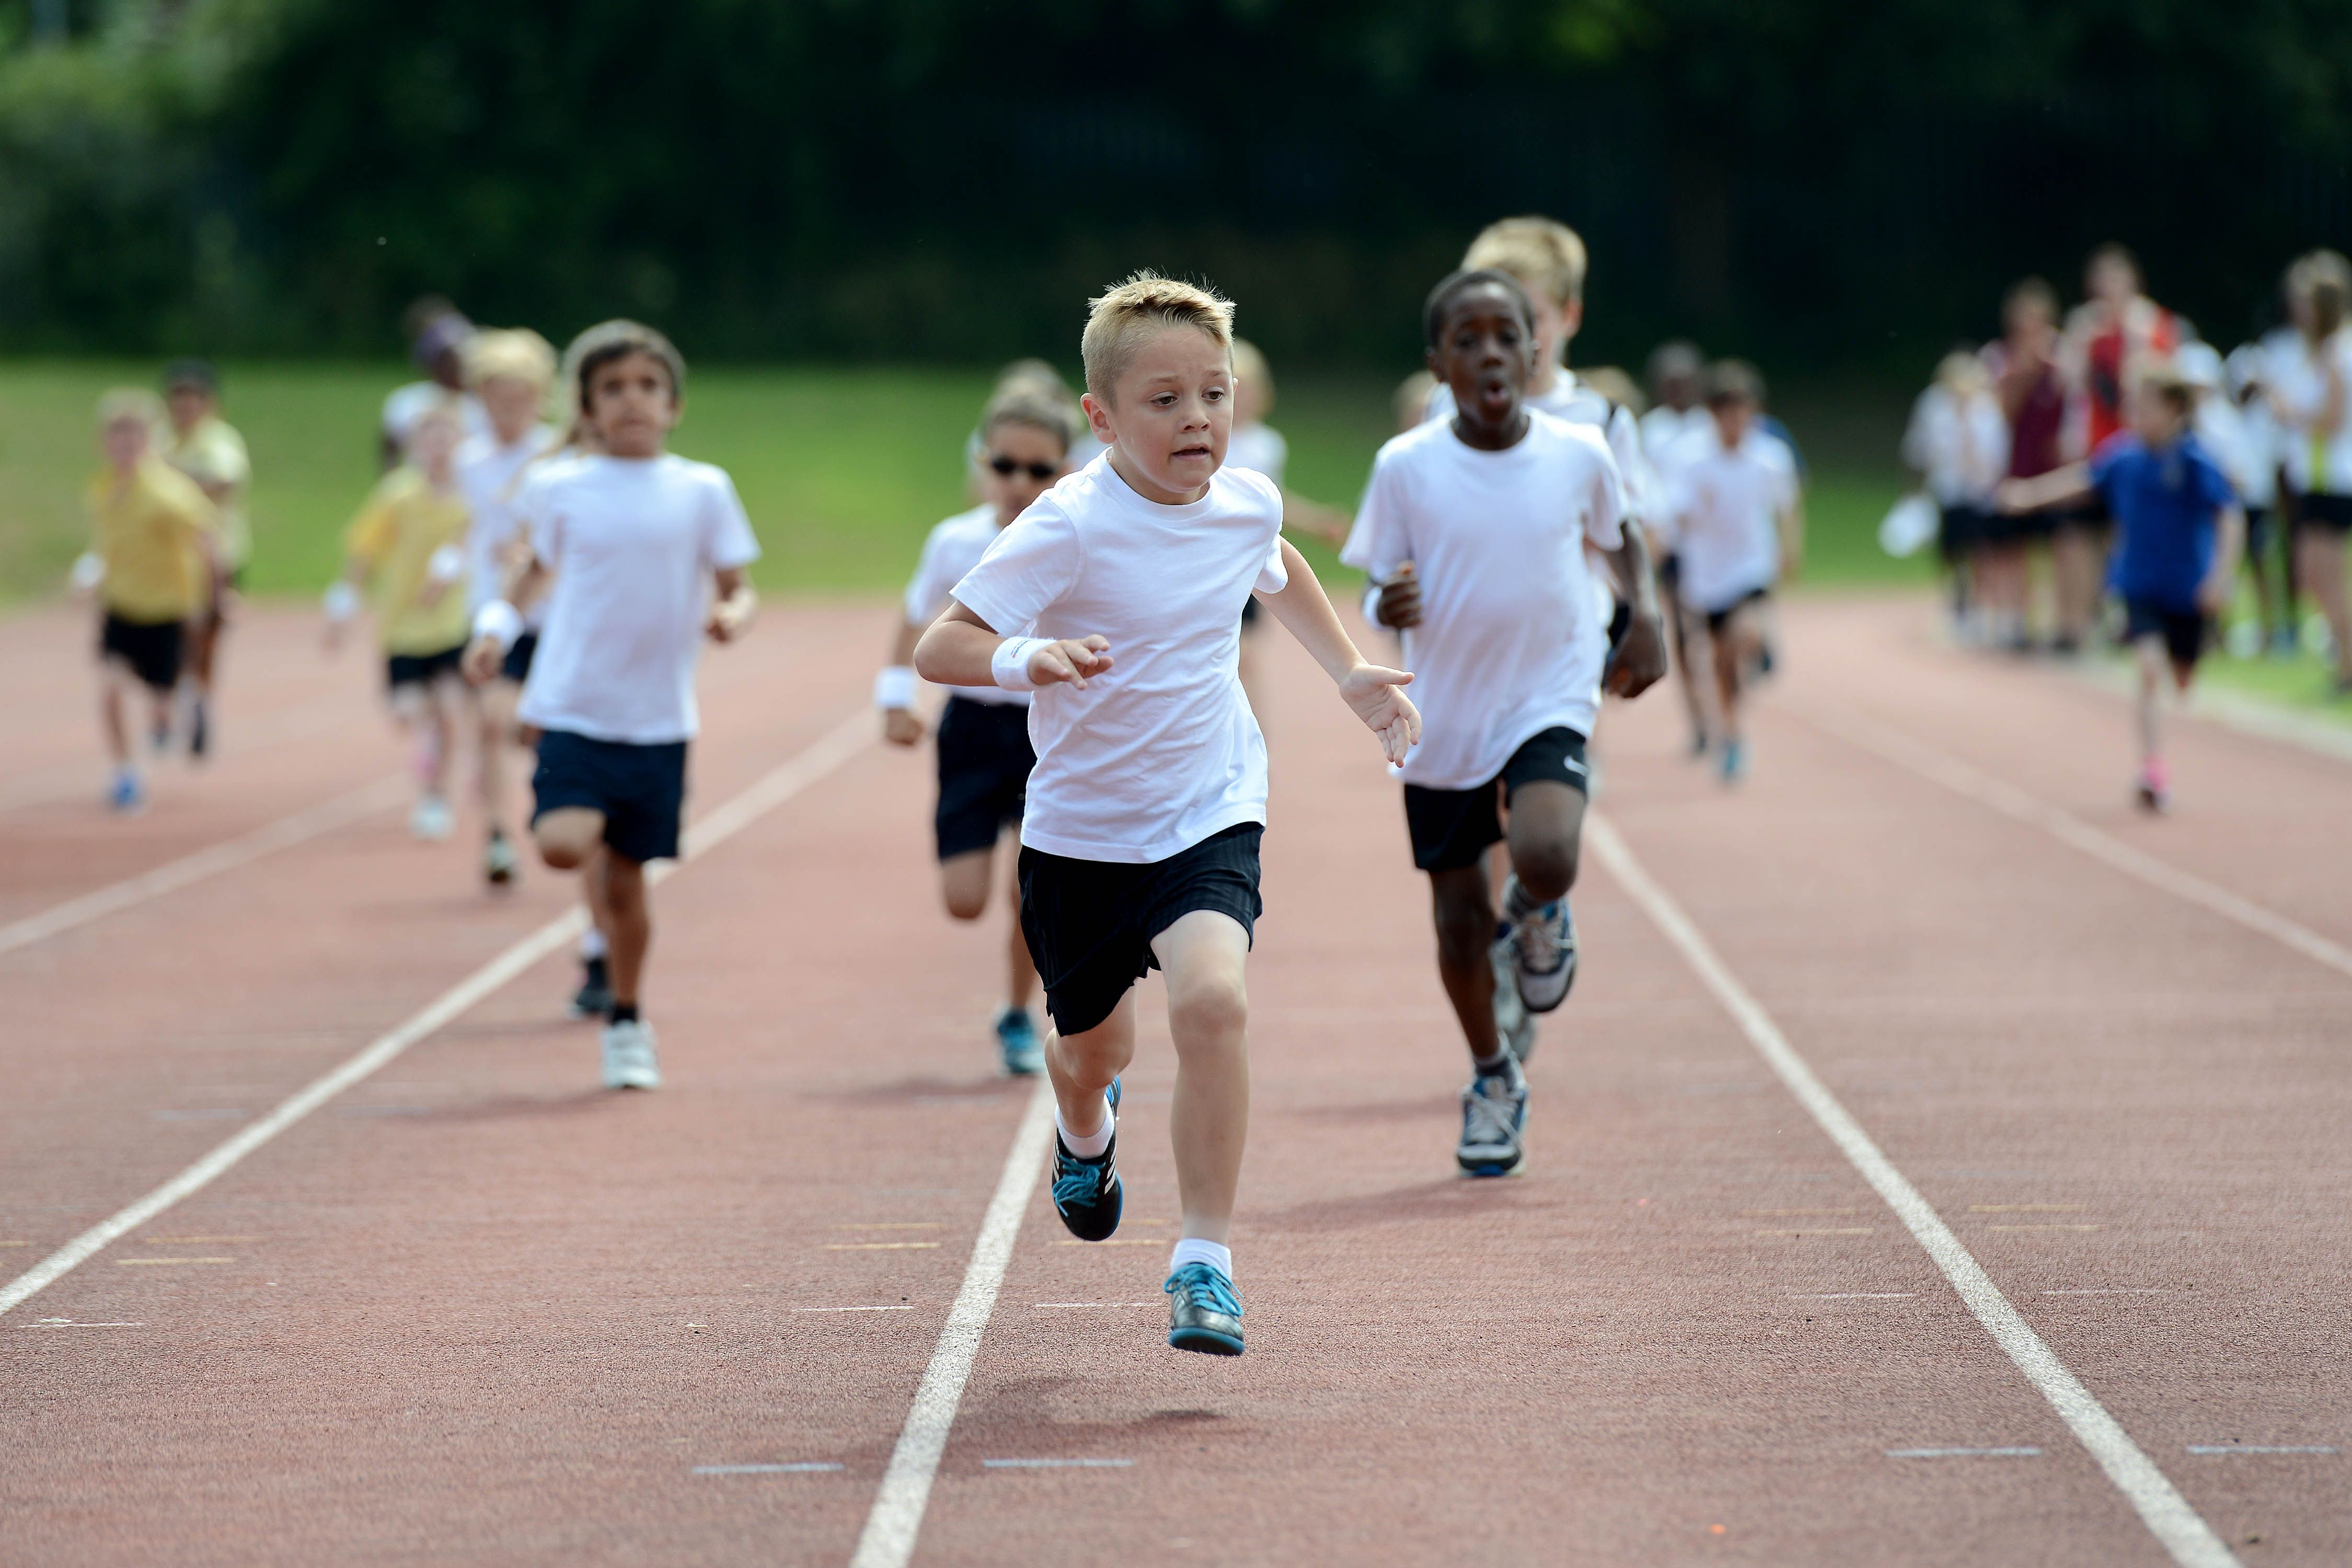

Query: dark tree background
[3,0,2350,368]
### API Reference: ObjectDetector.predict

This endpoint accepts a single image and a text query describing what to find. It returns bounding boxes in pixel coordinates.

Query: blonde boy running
[882,387,1075,1076]
[917,273,1419,1355]
[160,360,249,759]
[327,401,476,840]
[78,389,224,812]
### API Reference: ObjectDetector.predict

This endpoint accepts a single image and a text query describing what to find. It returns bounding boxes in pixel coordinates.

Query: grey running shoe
[1505,878,1577,1014]
[1456,1065,1528,1177]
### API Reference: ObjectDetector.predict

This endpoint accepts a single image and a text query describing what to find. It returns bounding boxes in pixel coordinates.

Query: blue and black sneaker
[1163,1262,1244,1356]
[995,1007,1044,1076]
[1048,1078,1122,1242]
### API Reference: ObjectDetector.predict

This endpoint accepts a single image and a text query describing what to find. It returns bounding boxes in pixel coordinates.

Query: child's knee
[1514,838,1578,900]
[534,811,602,870]
[1169,981,1248,1047]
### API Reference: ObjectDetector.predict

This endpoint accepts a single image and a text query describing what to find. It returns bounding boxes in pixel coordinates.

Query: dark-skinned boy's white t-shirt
[949,452,1286,863]
[1342,409,1624,791]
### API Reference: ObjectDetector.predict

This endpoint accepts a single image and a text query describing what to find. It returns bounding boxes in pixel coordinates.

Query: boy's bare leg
[99,667,131,766]
[1045,993,1136,1139]
[1151,910,1251,1246]
[2296,531,2352,682]
[477,681,519,838]
[581,844,615,958]
[1712,625,1745,746]
[1004,857,1038,1011]
[599,852,650,1010]
[940,848,991,920]
[1504,778,1583,905]
[2134,636,2165,766]
[1431,862,1502,1060]
[1670,603,1709,747]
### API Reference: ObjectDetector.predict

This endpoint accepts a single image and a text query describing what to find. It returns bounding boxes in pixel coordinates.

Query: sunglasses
[987,454,1060,481]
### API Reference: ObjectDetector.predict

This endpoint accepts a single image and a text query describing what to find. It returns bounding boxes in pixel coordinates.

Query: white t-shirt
[1426,372,1651,525]
[2269,331,2352,496]
[1342,411,1625,790]
[382,383,491,452]
[1661,426,1796,613]
[1901,386,2009,506]
[515,453,762,745]
[904,505,1029,708]
[1640,405,1713,475]
[949,453,1287,863]
[1224,422,1289,487]
[459,425,562,617]
[2193,396,2267,509]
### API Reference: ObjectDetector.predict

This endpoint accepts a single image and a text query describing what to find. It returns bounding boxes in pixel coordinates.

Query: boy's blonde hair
[2135,361,2194,414]
[467,328,557,388]
[1080,271,1235,401]
[96,387,165,429]
[1935,350,1989,397]
[981,386,1077,454]
[1463,216,1588,307]
[1230,338,1274,416]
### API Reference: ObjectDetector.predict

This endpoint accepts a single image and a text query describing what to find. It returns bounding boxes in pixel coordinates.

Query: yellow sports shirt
[163,416,252,570]
[345,467,474,655]
[86,457,220,623]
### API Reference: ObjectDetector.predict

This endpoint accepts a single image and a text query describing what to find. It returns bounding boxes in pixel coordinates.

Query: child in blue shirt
[2001,365,2242,811]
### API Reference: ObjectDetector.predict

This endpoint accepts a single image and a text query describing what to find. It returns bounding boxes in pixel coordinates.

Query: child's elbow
[911,624,953,685]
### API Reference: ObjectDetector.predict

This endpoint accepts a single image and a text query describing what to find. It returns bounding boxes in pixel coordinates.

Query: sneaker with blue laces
[1720,738,1748,785]
[107,769,145,815]
[995,1007,1044,1076]
[1163,1261,1244,1356]
[1456,1063,1528,1177]
[1504,877,1577,1014]
[1048,1078,1122,1242]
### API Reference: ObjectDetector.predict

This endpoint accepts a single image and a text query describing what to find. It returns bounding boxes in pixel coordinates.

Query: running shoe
[1504,878,1577,1014]
[601,1017,660,1090]
[1456,1065,1528,1178]
[483,830,518,887]
[187,698,210,760]
[410,794,454,841]
[571,956,614,1019]
[2135,760,2171,814]
[1719,739,1748,785]
[1049,1078,1122,1242]
[995,1007,1044,1076]
[1490,927,1536,1063]
[1163,1261,1244,1356]
[108,770,145,814]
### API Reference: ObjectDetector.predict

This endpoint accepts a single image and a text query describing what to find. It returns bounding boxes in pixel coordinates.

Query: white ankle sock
[1057,1094,1114,1158]
[1169,1237,1232,1278]
[1472,1048,1514,1077]
[580,928,609,961]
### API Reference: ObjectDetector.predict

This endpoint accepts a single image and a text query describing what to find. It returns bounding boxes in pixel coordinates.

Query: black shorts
[2054,499,2110,536]
[532,729,689,864]
[500,630,538,685]
[99,613,184,692]
[1018,823,1263,1036]
[2123,599,2211,668]
[387,643,466,691]
[2245,505,2275,561]
[1938,504,1986,561]
[1402,727,1589,873]
[2296,491,2352,534]
[935,696,1034,860]
[1704,586,1771,636]
[1240,595,1261,628]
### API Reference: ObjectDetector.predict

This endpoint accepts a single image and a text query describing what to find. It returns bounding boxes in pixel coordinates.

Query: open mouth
[1173,444,1214,462]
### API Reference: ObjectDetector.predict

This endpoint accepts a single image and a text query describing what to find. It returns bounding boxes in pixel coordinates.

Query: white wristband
[990,637,1052,693]
[472,598,524,651]
[426,544,465,585]
[70,551,106,592]
[875,665,918,710]
[323,581,360,622]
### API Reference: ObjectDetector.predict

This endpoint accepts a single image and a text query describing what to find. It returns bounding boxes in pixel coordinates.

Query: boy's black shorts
[387,642,466,691]
[532,729,689,864]
[1703,586,1771,636]
[935,696,1034,861]
[499,630,539,685]
[1403,727,1589,873]
[2297,491,2352,534]
[1018,823,1262,1037]
[99,613,185,693]
[2123,598,2211,669]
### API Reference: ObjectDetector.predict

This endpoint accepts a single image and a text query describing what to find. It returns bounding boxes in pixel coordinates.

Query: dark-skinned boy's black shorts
[531,729,688,864]
[1018,823,1262,1036]
[935,696,1034,861]
[1403,727,1589,873]
[99,612,185,692]
[499,630,538,684]
[2122,598,2211,670]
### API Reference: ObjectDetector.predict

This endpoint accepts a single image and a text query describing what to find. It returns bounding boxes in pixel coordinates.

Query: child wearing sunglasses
[880,387,1077,1076]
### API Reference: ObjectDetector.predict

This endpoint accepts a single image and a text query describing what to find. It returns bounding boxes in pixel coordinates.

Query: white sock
[1057,1093,1114,1158]
[580,928,609,962]
[1472,1047,1514,1077]
[1169,1237,1232,1278]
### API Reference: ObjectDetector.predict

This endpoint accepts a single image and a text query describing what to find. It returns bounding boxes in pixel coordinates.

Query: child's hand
[1375,563,1422,630]
[706,591,755,643]
[1030,636,1113,689]
[460,635,504,685]
[1994,479,2029,515]
[2195,575,2229,615]
[882,708,925,746]
[1339,662,1420,765]
[1604,609,1668,698]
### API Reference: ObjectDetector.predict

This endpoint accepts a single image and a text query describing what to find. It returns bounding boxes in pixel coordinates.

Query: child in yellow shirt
[161,360,252,759]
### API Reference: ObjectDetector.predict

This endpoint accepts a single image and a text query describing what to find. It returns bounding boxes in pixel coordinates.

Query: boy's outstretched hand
[1339,663,1420,765]
[1029,636,1114,690]
[1375,563,1422,630]
[1604,608,1668,697]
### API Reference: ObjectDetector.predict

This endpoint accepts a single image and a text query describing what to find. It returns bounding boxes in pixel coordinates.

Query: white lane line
[1588,814,2241,1568]
[793,1305,917,1313]
[694,1462,845,1475]
[0,776,404,960]
[2185,1445,2334,1456]
[1794,701,2352,985]
[848,1079,1057,1568]
[1888,1447,2044,1459]
[0,711,871,1320]
[981,1458,1133,1469]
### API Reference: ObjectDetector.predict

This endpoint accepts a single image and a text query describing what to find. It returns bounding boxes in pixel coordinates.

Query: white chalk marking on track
[1588,814,2242,1568]
[849,1079,1057,1568]
[0,711,872,1321]
[1795,701,2352,985]
[694,1462,845,1475]
[2185,1445,2334,1456]
[1887,1447,2043,1459]
[982,1458,1134,1469]
[0,776,403,960]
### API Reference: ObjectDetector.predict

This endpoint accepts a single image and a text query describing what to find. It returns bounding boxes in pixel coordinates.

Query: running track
[3,597,2346,1566]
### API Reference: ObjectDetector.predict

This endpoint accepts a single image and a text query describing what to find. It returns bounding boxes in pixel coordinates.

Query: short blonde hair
[1463,216,1587,307]
[467,327,557,388]
[982,387,1077,454]
[1230,338,1274,417]
[1080,271,1235,401]
[96,387,164,429]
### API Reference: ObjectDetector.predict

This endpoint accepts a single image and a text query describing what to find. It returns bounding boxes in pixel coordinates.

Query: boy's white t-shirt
[1425,372,1651,525]
[903,504,1029,708]
[1342,410,1625,791]
[1224,422,1289,488]
[459,425,562,618]
[1640,405,1713,475]
[1661,426,1796,613]
[949,453,1287,863]
[515,453,762,745]
[1901,385,2010,505]
[2269,330,2352,495]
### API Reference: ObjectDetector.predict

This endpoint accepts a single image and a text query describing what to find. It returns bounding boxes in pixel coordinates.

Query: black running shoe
[1049,1079,1123,1242]
[188,699,209,760]
[1164,1262,1244,1356]
[571,956,613,1019]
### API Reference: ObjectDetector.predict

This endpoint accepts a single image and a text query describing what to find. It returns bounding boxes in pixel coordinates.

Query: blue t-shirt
[2091,431,2235,612]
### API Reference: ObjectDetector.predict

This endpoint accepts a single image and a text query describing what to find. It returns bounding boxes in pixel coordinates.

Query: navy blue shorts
[935,697,1034,861]
[1403,727,1589,873]
[531,729,689,864]
[500,630,538,685]
[1019,823,1262,1036]
[2123,598,2210,670]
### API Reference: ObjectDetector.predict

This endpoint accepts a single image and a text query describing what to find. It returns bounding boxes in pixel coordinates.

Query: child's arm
[916,602,1112,691]
[1279,490,1352,548]
[1600,521,1668,698]
[1256,539,1420,765]
[706,566,756,643]
[1777,497,1807,581]
[880,615,926,745]
[2199,505,2246,614]
[1998,462,2093,514]
[459,554,550,682]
